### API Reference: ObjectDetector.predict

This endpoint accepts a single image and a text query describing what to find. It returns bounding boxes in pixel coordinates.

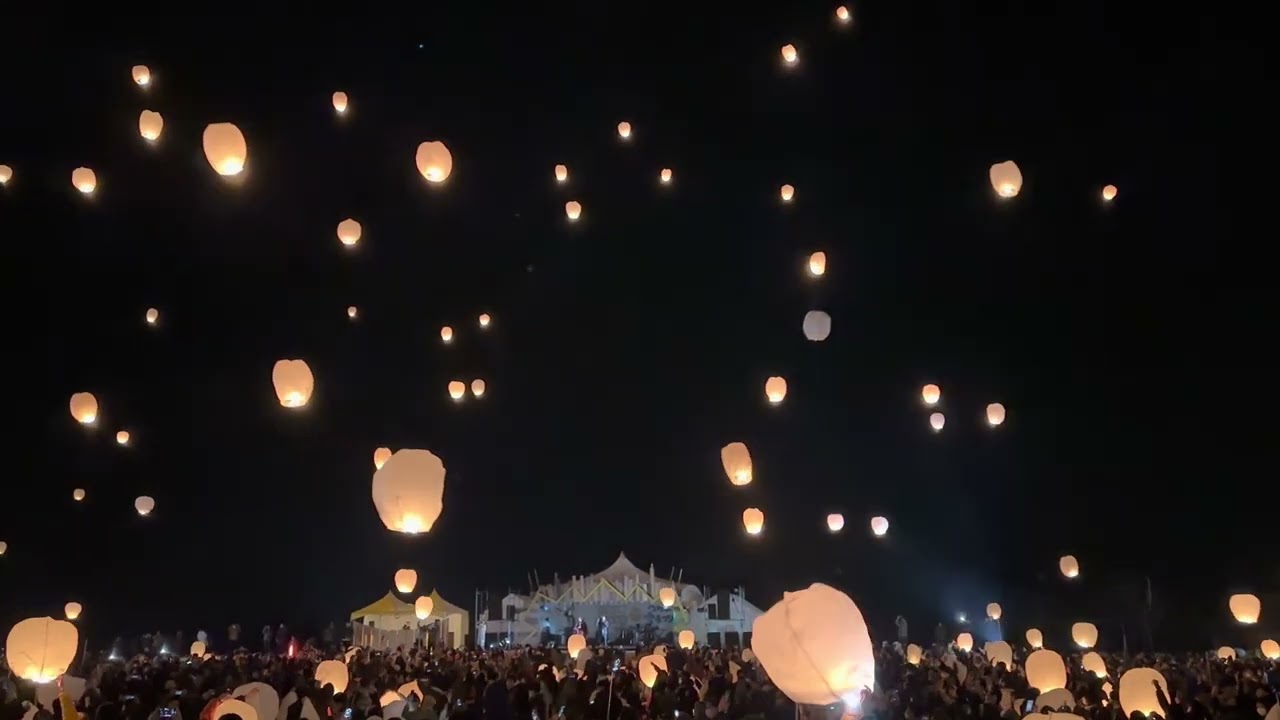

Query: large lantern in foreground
[1059,555,1080,578]
[1025,649,1066,690]
[394,569,417,593]
[69,392,98,424]
[1119,668,1168,717]
[870,516,889,537]
[132,65,151,86]
[765,376,787,404]
[751,583,874,705]
[989,161,1022,198]
[203,123,247,176]
[1072,622,1098,648]
[5,617,79,683]
[1229,593,1261,623]
[659,587,677,608]
[64,603,82,621]
[415,141,452,183]
[1025,628,1044,648]
[415,596,433,620]
[72,168,97,194]
[678,630,695,650]
[567,633,587,659]
[720,442,753,486]
[638,654,667,687]
[139,110,164,141]
[315,660,349,693]
[742,508,765,535]
[272,359,314,408]
[371,449,446,534]
[826,513,844,532]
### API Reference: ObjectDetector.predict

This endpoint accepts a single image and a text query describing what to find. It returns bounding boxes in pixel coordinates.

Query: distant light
[617,122,632,139]
[478,313,491,328]
[660,168,673,184]
[780,44,798,65]
[1102,184,1118,202]
[347,306,358,319]
[835,5,851,23]
[957,613,968,624]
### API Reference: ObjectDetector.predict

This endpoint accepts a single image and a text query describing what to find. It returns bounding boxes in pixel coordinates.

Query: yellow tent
[350,589,469,649]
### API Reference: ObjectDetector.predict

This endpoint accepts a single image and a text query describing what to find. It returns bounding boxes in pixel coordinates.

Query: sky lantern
[660,168,673,183]
[478,313,491,328]
[415,141,452,183]
[986,402,1006,426]
[73,489,86,501]
[1259,639,1279,659]
[1025,628,1044,648]
[371,449,446,534]
[751,583,875,706]
[921,384,941,405]
[0,165,11,184]
[780,44,798,64]
[347,306,358,319]
[955,633,974,652]
[332,91,348,114]
[555,164,568,182]
[1059,555,1080,578]
[0,541,6,555]
[1229,593,1261,623]
[315,660,349,694]
[765,376,787,404]
[870,515,889,537]
[720,442,753,486]
[72,167,97,194]
[394,569,418,593]
[1102,184,1118,201]
[565,201,582,220]
[803,310,832,341]
[414,596,433,620]
[638,654,667,688]
[139,110,164,141]
[742,508,765,535]
[202,123,248,176]
[989,161,1023,198]
[985,640,1013,670]
[905,643,923,665]
[440,326,453,343]
[373,447,392,470]
[835,5,851,22]
[617,121,632,139]
[567,633,587,659]
[448,381,466,400]
[1026,649,1067,690]
[1072,622,1098,648]
[64,603,82,621]
[190,641,207,657]
[1082,651,1107,677]
[659,587,677,608]
[471,379,486,397]
[146,307,159,325]
[929,412,945,431]
[678,630,695,650]
[337,219,362,247]
[134,496,155,516]
[69,392,98,424]
[5,617,79,683]
[115,430,130,445]
[272,359,315,408]
[807,251,826,276]
[827,513,845,532]
[986,603,1002,620]
[1119,668,1168,717]
[132,65,151,86]
[780,183,795,202]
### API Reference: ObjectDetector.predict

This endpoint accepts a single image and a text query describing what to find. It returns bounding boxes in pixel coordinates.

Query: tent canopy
[351,592,414,620]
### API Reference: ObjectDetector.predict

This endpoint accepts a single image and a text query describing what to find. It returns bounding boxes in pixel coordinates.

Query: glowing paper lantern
[1025,649,1067,691]
[394,569,418,594]
[232,682,278,720]
[803,311,832,341]
[73,489,85,501]
[751,583,875,705]
[780,184,795,202]
[1259,639,1279,659]
[827,513,845,532]
[116,431,130,445]
[1082,651,1107,677]
[337,219,362,247]
[139,110,164,141]
[347,306,358,319]
[1119,667,1168,717]
[1072,622,1098,648]
[1102,184,1118,201]
[989,161,1023,198]
[314,660,349,693]
[678,630,695,650]
[566,633,587,659]
[378,692,403,707]
[371,448,446,534]
[985,641,1012,670]
[0,541,6,555]
[190,641,206,657]
[638,654,667,687]
[742,507,765,535]
[135,496,155,516]
[617,122,632,139]
[0,165,11,184]
[906,644,922,665]
[69,392,98,424]
[64,603,82,621]
[659,587,677,608]
[720,442,753,486]
[202,123,248,176]
[986,603,1002,620]
[921,384,941,405]
[780,44,798,64]
[870,516,889,537]
[5,617,79,683]
[1216,646,1236,661]
[929,412,945,431]
[765,376,787,404]
[414,596,433,620]
[660,168,673,183]
[72,168,97,194]
[1026,628,1044,648]
[555,164,568,182]
[835,5,851,22]
[272,359,315,408]
[565,201,582,220]
[146,308,159,325]
[1229,594,1261,623]
[471,379,486,397]
[448,381,466,400]
[440,326,453,343]
[373,447,392,470]
[132,65,151,86]
[986,403,1006,426]
[332,92,348,114]
[478,313,491,328]
[955,633,974,652]
[808,251,826,276]
[415,141,452,183]
[1059,555,1080,578]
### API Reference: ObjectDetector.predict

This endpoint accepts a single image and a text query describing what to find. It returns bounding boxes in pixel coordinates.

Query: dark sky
[0,5,1272,651]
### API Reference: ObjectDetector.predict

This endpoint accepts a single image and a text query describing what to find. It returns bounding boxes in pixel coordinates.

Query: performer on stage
[597,615,609,645]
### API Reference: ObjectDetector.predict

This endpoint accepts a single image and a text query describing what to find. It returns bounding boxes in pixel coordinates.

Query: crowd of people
[2,634,1276,720]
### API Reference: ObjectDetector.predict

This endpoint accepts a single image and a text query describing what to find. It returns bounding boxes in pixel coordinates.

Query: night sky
[0,5,1272,651]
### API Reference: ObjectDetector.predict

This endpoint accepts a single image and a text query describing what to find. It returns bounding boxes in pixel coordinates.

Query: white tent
[350,589,469,650]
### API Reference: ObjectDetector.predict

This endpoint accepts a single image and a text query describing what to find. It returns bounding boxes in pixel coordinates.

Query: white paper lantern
[190,641,206,657]
[337,219,362,247]
[1072,622,1098,648]
[678,630,695,650]
[659,587,677,608]
[985,641,1012,670]
[135,496,155,516]
[139,110,164,141]
[565,201,582,220]
[742,508,765,535]
[1259,639,1279,659]
[0,165,12,185]
[72,168,97,194]
[132,65,151,86]
[955,633,974,652]
[415,596,433,620]
[1025,628,1044,648]
[64,603,82,621]
[272,359,315,408]
[826,513,845,532]
[617,122,632,139]
[1082,651,1107,677]
[921,384,940,405]
[930,412,945,431]
[765,376,787,404]
[567,633,587,659]
[986,603,1002,620]
[203,123,248,176]
[315,660,349,693]
[989,161,1023,198]
[1025,649,1066,690]
[870,516,889,537]
[394,569,418,593]
[371,446,391,471]
[371,449,446,534]
[5,617,79,683]
[1059,555,1080,578]
[720,442,753,486]
[415,141,453,183]
[1119,668,1168,717]
[638,654,667,687]
[1229,594,1261,623]
[232,682,278,720]
[332,92,349,114]
[803,311,832,341]
[69,392,99,424]
[780,184,795,202]
[906,644,922,665]
[555,164,568,183]
[986,403,1006,426]
[780,44,798,64]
